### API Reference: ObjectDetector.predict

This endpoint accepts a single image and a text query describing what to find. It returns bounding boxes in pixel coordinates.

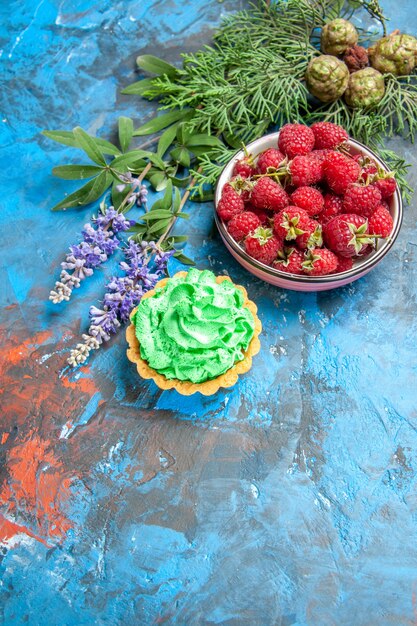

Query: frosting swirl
[133,269,255,383]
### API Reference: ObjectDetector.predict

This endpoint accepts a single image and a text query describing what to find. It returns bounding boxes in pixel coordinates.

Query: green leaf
[176,212,189,219]
[118,117,134,152]
[170,146,191,168]
[129,224,147,234]
[190,190,214,202]
[169,235,188,243]
[150,197,168,212]
[223,132,243,149]
[133,110,194,137]
[176,123,191,145]
[188,146,213,157]
[111,150,149,170]
[42,130,121,155]
[42,130,80,148]
[174,251,195,266]
[146,152,166,170]
[121,78,155,96]
[186,134,222,148]
[148,171,168,191]
[173,187,181,212]
[73,127,107,166]
[160,179,173,210]
[157,124,179,158]
[111,180,131,210]
[147,218,172,234]
[136,54,178,77]
[170,175,191,188]
[52,164,104,180]
[51,170,113,211]
[140,209,173,220]
[112,161,147,177]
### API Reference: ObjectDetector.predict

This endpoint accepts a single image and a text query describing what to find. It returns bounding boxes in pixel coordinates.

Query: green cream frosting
[132,268,255,384]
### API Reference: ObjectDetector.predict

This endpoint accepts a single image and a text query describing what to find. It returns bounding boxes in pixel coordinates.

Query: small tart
[126,270,262,395]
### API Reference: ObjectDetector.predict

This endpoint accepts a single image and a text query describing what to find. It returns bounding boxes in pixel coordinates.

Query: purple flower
[154,248,175,272]
[67,239,173,366]
[115,174,148,207]
[69,242,108,267]
[50,204,135,305]
[94,206,134,233]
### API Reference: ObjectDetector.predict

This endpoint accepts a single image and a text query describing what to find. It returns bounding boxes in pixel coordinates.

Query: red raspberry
[296,219,323,250]
[361,163,378,182]
[229,175,252,203]
[227,211,261,241]
[331,256,354,273]
[274,247,305,275]
[273,206,310,241]
[289,155,322,187]
[311,122,348,150]
[278,123,315,159]
[311,149,333,163]
[291,186,324,216]
[250,207,270,225]
[318,193,343,226]
[216,184,245,221]
[232,154,255,178]
[244,227,283,265]
[354,155,378,182]
[374,176,397,199]
[323,213,376,257]
[256,148,285,174]
[302,248,339,276]
[343,183,382,218]
[368,205,394,238]
[323,152,360,195]
[250,177,289,212]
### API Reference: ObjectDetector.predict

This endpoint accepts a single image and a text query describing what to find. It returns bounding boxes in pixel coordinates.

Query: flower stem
[156,167,203,247]
[137,136,160,151]
[118,161,152,214]
[138,161,152,184]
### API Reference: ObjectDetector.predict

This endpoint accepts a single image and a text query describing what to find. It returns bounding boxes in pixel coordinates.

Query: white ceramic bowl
[214,132,403,292]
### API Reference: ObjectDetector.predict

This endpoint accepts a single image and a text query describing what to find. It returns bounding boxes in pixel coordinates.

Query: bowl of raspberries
[214,122,402,291]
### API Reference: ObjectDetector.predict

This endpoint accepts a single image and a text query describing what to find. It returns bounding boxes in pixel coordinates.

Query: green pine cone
[305,55,350,103]
[321,19,359,56]
[368,33,417,76]
[344,68,385,108]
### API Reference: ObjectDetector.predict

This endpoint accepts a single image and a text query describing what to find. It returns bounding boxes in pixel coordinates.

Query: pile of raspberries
[216,122,396,276]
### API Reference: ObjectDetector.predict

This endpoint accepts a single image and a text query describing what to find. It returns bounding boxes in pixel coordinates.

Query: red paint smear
[1,432,9,444]
[6,330,51,366]
[61,371,99,396]
[0,327,101,547]
[0,329,99,428]
[0,516,51,548]
[1,433,73,546]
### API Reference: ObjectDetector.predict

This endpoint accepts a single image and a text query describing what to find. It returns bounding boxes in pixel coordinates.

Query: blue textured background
[1,1,417,624]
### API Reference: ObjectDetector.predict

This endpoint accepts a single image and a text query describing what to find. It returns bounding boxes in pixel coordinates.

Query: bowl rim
[214,134,403,284]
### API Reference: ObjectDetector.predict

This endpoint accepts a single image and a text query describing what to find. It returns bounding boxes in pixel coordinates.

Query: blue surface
[1,1,417,624]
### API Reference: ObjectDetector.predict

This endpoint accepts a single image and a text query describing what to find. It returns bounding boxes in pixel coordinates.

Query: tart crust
[126,271,262,396]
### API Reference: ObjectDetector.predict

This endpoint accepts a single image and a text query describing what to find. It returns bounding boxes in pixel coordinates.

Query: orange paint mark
[6,331,52,366]
[1,434,73,545]
[0,516,51,548]
[0,328,100,430]
[0,326,102,547]
[4,303,18,310]
[61,372,98,396]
